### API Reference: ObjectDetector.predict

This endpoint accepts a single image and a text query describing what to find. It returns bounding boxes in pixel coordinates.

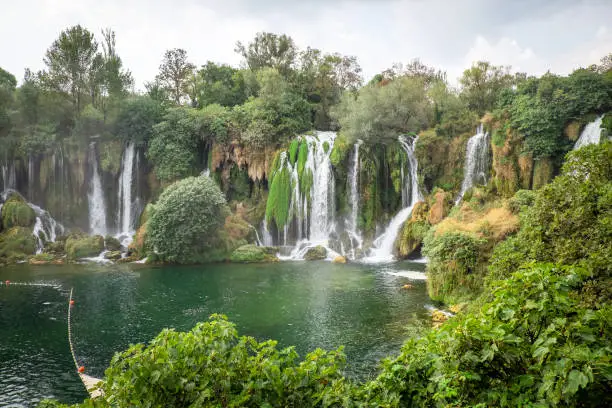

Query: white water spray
[117,142,136,237]
[574,115,603,150]
[88,143,107,235]
[456,124,490,204]
[363,135,422,263]
[346,140,363,259]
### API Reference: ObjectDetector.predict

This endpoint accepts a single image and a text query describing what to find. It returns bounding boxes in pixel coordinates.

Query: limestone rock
[304,245,327,261]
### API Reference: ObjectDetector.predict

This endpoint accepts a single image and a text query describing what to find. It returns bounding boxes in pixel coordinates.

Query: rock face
[427,190,451,226]
[65,234,105,259]
[304,245,327,261]
[104,251,122,260]
[230,245,279,263]
[397,201,430,259]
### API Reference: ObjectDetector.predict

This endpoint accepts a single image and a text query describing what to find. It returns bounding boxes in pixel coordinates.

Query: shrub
[65,235,104,259]
[147,176,229,264]
[0,226,37,262]
[508,189,536,214]
[230,244,278,263]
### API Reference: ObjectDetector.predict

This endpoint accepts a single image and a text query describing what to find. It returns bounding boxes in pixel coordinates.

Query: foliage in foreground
[146,176,229,264]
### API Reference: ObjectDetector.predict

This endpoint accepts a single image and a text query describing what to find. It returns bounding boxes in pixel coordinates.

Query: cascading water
[346,140,363,259]
[88,142,107,235]
[363,135,422,263]
[2,160,16,191]
[455,124,490,204]
[117,142,136,244]
[260,216,274,246]
[574,115,603,150]
[0,190,64,254]
[279,131,338,260]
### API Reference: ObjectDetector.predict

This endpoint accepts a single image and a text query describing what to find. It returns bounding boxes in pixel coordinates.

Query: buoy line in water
[1,280,103,398]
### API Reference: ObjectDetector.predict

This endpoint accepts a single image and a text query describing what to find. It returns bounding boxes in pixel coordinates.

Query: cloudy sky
[1,0,610,88]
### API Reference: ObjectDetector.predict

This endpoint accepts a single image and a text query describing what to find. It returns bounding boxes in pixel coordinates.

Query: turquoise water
[0,260,430,406]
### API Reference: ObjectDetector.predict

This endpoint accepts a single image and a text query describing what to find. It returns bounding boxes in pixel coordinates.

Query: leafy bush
[114,96,164,146]
[0,226,37,263]
[147,176,229,264]
[55,315,353,407]
[422,231,488,303]
[508,188,536,213]
[489,142,612,307]
[65,234,104,259]
[366,264,612,407]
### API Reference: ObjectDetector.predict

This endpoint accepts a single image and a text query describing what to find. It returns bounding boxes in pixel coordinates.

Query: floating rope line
[67,288,103,399]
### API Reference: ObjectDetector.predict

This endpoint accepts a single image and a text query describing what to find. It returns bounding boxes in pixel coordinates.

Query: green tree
[235,32,297,77]
[0,67,17,138]
[195,62,248,107]
[147,176,229,263]
[156,48,196,105]
[114,96,164,146]
[460,61,515,115]
[332,76,432,143]
[40,25,99,115]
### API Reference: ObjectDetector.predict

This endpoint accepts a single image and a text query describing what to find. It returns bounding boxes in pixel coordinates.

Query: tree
[0,67,17,138]
[155,48,195,105]
[459,61,514,115]
[41,25,99,114]
[235,32,297,77]
[147,176,229,263]
[195,62,248,107]
[99,28,133,99]
[331,76,433,143]
[114,96,164,146]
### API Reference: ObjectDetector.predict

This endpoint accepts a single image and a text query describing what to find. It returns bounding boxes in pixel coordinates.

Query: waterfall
[2,161,16,191]
[363,135,422,263]
[0,190,64,254]
[306,131,336,242]
[456,124,490,204]
[278,131,338,260]
[117,142,136,238]
[30,202,64,253]
[88,142,107,235]
[574,115,603,150]
[260,217,274,246]
[27,155,34,201]
[346,140,363,259]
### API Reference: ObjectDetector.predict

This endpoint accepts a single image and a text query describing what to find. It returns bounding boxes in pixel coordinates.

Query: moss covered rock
[2,194,36,230]
[65,235,104,259]
[104,251,123,260]
[0,227,37,263]
[230,244,279,263]
[29,253,56,265]
[304,245,327,261]
[104,236,122,251]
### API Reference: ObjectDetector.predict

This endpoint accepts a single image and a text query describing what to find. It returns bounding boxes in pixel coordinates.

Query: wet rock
[304,245,327,261]
[104,236,122,251]
[230,245,279,263]
[65,234,104,259]
[104,251,122,260]
[332,255,347,264]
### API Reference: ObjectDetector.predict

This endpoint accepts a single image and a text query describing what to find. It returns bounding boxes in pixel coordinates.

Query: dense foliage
[147,176,229,263]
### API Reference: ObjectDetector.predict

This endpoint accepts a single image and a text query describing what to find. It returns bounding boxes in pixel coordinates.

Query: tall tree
[41,25,99,115]
[459,61,514,115]
[0,67,17,138]
[100,28,134,99]
[156,48,195,105]
[235,33,297,77]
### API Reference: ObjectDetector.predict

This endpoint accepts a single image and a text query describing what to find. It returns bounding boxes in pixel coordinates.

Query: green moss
[288,138,300,165]
[269,150,282,180]
[230,244,279,263]
[398,220,430,258]
[602,111,612,134]
[0,227,37,263]
[329,133,350,167]
[65,235,105,259]
[228,164,251,201]
[492,129,506,147]
[297,141,308,180]
[265,164,292,229]
[304,245,327,260]
[2,194,36,229]
[99,140,123,176]
[322,141,330,154]
[104,235,122,251]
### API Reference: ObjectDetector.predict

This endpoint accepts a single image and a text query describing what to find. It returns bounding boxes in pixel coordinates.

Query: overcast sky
[1,0,611,89]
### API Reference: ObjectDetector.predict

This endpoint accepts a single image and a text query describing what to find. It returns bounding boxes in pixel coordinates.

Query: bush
[366,264,612,407]
[422,231,488,303]
[65,235,104,259]
[0,226,37,263]
[1,194,36,229]
[230,244,278,263]
[147,176,229,264]
[508,189,536,214]
[69,315,353,407]
[489,142,612,307]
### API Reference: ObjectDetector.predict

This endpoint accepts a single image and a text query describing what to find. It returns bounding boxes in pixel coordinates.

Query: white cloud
[462,36,542,73]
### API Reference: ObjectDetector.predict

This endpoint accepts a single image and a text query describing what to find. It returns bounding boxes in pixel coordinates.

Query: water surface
[0,261,429,406]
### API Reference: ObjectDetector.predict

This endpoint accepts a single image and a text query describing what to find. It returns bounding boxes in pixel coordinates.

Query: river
[0,260,430,406]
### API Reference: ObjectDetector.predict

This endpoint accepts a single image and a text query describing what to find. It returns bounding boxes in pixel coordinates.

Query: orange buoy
[69,300,75,305]
[78,366,85,373]
[5,280,9,285]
